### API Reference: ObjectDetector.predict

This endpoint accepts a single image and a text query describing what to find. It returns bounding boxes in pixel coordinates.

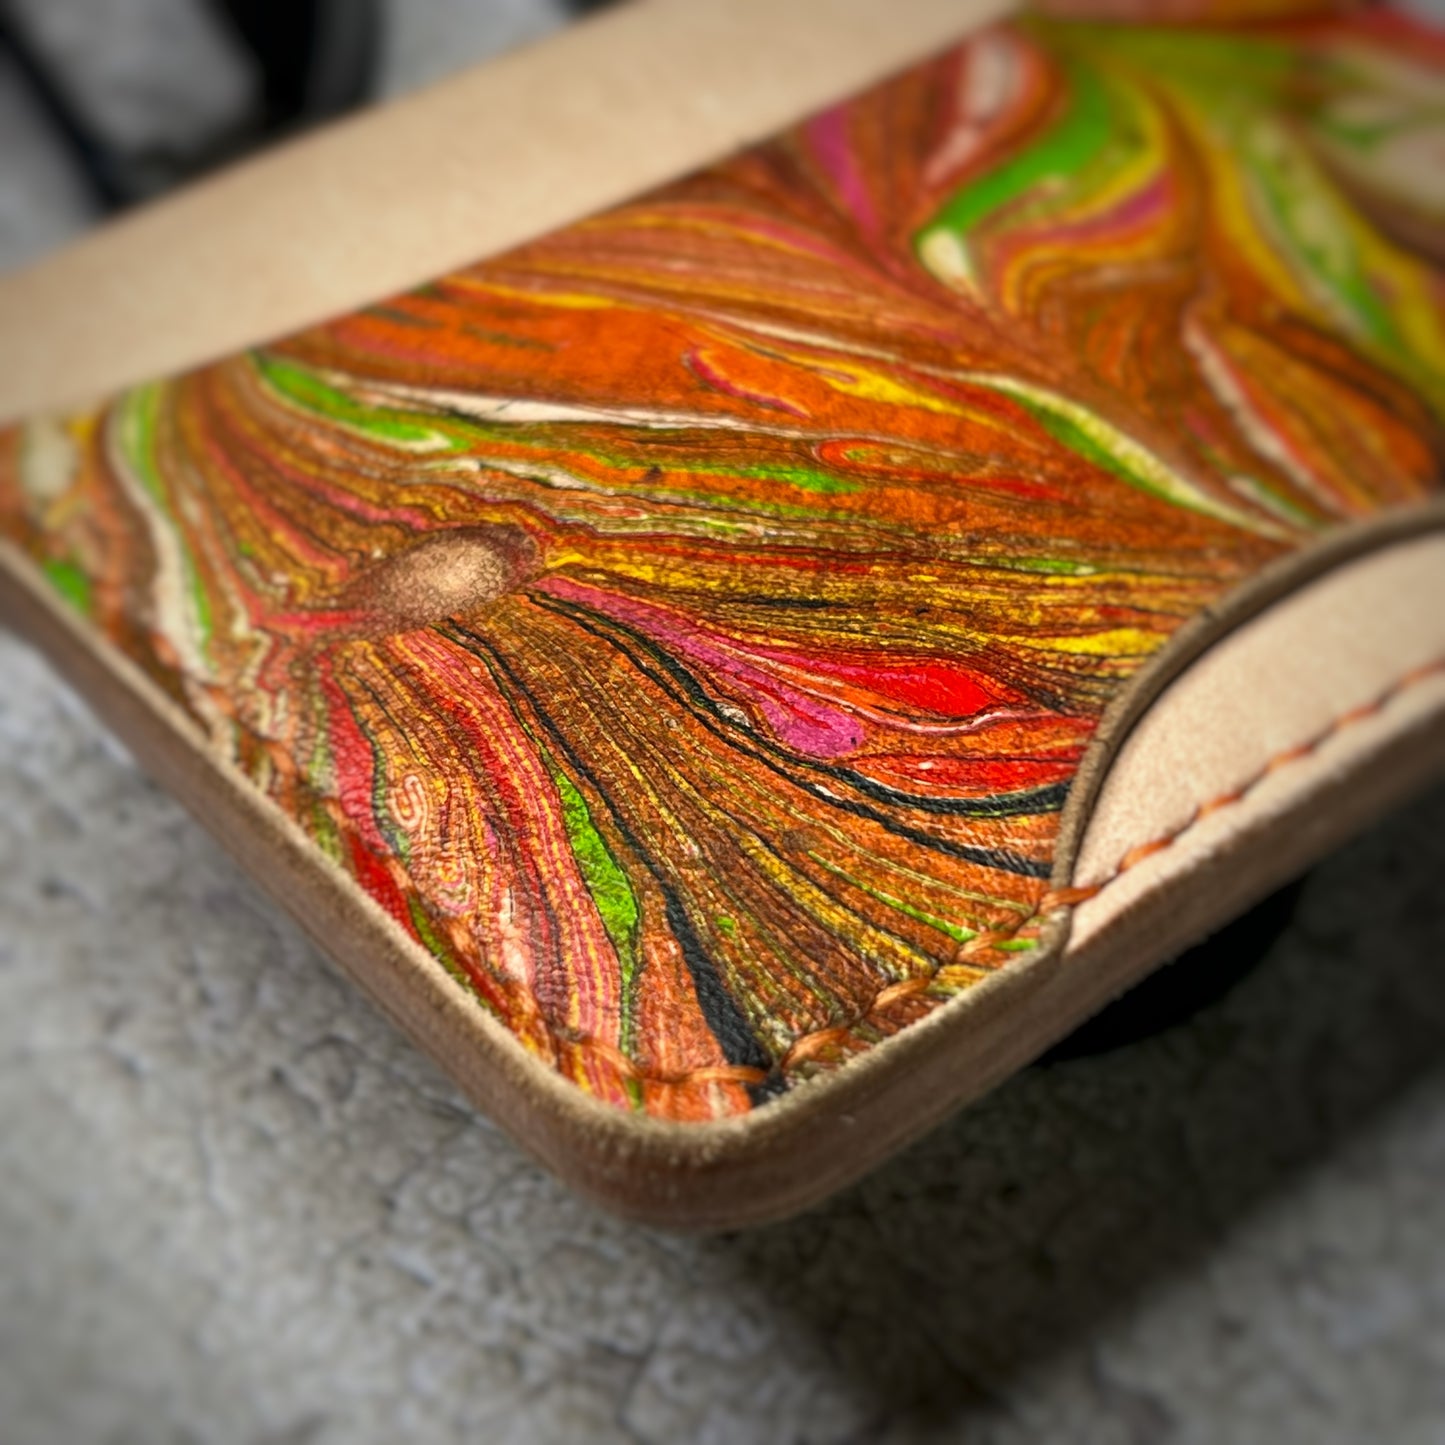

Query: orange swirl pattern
[2,9,1442,1119]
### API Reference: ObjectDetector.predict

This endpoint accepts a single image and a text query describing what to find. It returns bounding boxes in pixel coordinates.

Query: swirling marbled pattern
[3,9,1442,1118]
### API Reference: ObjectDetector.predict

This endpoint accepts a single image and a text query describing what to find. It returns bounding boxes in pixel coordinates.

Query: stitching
[745,653,1445,1086]
[1048,655,1445,915]
[191,654,1444,1091]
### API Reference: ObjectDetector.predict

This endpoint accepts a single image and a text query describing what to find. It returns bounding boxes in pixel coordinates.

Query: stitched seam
[1052,656,1445,914]
[753,654,1445,1086]
[191,655,1445,1091]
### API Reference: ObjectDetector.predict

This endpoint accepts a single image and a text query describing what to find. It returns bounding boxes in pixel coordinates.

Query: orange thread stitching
[190,655,1445,1091]
[1059,655,1445,914]
[753,653,1445,1083]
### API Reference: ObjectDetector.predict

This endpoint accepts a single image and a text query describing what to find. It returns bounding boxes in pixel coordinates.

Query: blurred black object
[0,0,380,209]
[1042,878,1305,1061]
[213,0,380,137]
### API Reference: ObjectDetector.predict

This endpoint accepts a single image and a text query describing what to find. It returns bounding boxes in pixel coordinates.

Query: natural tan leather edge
[4,504,1442,1227]
[0,0,1013,424]
[1071,532,1445,946]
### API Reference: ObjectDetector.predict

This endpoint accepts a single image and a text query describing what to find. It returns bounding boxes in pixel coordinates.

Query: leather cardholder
[2,0,1442,1224]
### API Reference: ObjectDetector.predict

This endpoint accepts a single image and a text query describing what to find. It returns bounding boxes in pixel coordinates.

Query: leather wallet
[2,0,1442,1225]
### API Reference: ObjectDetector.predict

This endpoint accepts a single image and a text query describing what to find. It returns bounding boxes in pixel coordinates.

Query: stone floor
[2,4,1444,1441]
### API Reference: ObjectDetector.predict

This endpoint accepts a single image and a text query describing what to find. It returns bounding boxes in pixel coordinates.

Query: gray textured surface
[2,5,1445,1442]
[8,0,256,151]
